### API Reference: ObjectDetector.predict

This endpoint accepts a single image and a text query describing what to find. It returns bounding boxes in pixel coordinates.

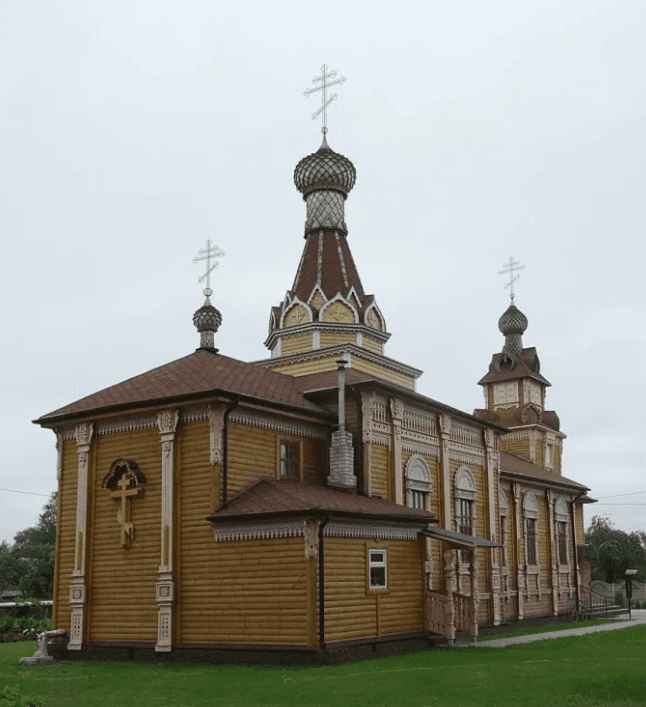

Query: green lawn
[3,627,646,707]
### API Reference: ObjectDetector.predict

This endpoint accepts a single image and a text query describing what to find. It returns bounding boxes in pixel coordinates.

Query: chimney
[327,358,357,490]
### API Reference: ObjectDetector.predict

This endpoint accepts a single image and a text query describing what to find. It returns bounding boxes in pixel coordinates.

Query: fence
[590,580,646,603]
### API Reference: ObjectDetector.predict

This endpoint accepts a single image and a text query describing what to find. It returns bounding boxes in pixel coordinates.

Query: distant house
[34,133,592,662]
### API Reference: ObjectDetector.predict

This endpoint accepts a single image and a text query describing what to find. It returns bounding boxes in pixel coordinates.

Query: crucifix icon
[303,64,346,135]
[110,474,144,548]
[193,239,225,297]
[498,256,525,303]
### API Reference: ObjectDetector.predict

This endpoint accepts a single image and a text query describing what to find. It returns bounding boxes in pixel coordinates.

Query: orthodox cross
[193,239,225,297]
[110,474,144,548]
[498,256,525,303]
[303,64,346,135]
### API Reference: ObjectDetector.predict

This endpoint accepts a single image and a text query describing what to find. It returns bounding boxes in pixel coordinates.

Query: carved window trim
[555,498,570,566]
[523,491,539,567]
[455,467,477,564]
[405,454,432,512]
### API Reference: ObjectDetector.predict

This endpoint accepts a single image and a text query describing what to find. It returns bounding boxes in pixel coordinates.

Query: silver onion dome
[293,137,357,199]
[193,295,222,350]
[498,304,528,336]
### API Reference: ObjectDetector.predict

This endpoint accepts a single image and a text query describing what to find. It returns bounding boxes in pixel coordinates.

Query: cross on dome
[498,256,525,303]
[193,239,225,297]
[303,64,346,136]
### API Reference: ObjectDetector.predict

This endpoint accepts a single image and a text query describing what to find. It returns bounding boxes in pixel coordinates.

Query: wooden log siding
[88,429,160,642]
[227,424,276,493]
[302,437,327,484]
[324,539,424,643]
[53,440,79,631]
[369,444,390,500]
[179,538,309,645]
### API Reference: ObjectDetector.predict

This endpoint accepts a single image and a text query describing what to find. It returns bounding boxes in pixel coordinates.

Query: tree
[6,492,57,599]
[0,540,21,598]
[585,515,646,583]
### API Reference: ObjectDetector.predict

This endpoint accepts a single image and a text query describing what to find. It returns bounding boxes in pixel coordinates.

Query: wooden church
[35,77,593,662]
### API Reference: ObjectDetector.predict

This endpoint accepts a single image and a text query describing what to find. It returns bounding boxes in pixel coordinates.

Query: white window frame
[405,454,432,512]
[368,548,388,590]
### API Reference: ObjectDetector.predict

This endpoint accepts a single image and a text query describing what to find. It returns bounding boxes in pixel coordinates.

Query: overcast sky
[1,1,645,544]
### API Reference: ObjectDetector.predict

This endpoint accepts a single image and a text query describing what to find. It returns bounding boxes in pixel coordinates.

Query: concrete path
[455,610,646,648]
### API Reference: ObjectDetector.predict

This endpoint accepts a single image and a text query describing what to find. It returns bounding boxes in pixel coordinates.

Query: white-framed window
[368,549,388,589]
[455,467,477,562]
[278,440,301,479]
[405,455,432,511]
[555,498,569,565]
[523,491,539,566]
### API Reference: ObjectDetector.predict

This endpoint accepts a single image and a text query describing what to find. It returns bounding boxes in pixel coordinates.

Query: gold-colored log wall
[369,445,390,500]
[88,429,160,642]
[52,440,78,630]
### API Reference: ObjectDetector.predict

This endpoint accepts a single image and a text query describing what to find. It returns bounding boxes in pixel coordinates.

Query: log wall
[88,429,160,642]
[324,539,424,642]
[369,444,390,500]
[52,439,78,631]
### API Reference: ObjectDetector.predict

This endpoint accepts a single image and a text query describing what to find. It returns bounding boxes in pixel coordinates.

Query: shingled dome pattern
[498,303,528,336]
[193,300,222,333]
[294,140,357,198]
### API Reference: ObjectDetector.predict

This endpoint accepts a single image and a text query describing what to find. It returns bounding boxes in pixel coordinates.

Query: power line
[0,487,51,498]
[596,491,646,499]
[595,503,646,506]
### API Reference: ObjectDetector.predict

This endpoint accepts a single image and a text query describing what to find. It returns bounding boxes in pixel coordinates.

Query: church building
[34,73,592,662]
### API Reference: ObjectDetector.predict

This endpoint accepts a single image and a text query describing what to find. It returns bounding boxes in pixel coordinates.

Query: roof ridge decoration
[192,240,225,351]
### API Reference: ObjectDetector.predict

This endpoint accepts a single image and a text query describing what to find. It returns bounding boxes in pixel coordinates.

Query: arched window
[555,498,569,565]
[405,455,432,510]
[523,492,539,566]
[455,467,477,561]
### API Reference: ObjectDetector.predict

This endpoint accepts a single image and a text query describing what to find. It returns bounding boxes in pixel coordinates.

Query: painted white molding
[212,519,305,543]
[325,522,419,541]
[229,409,328,440]
[96,415,157,436]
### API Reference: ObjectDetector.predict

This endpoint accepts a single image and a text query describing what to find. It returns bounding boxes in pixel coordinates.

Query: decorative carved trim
[361,391,374,444]
[61,428,76,441]
[157,409,179,436]
[324,522,419,541]
[439,414,451,437]
[304,519,319,560]
[212,519,305,543]
[402,409,437,436]
[96,415,157,437]
[451,424,481,448]
[229,409,328,440]
[370,432,391,448]
[401,440,440,457]
[448,449,484,466]
[56,432,63,482]
[209,405,225,466]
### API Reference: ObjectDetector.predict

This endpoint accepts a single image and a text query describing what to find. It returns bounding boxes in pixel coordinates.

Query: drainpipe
[318,514,332,649]
[337,358,347,432]
[221,396,239,507]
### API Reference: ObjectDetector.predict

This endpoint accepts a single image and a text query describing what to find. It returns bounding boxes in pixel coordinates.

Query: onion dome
[498,303,528,336]
[293,136,357,199]
[193,294,222,351]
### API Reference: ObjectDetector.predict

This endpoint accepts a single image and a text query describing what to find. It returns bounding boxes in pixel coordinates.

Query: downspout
[221,396,240,507]
[353,387,364,495]
[318,514,332,650]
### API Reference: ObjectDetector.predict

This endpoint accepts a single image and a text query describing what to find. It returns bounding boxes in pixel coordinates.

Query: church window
[500,515,508,566]
[557,521,568,564]
[405,455,432,512]
[368,549,387,589]
[455,467,477,562]
[279,442,300,478]
[526,518,538,565]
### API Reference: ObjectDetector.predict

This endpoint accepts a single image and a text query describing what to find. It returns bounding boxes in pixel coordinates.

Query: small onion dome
[498,303,528,336]
[193,296,222,337]
[293,136,357,199]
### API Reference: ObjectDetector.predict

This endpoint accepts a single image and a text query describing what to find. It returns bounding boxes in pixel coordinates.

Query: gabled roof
[207,477,438,524]
[474,407,561,432]
[500,451,588,491]
[34,350,329,425]
[478,347,551,387]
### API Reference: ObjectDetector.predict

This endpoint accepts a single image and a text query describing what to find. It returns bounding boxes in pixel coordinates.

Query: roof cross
[193,239,225,297]
[304,64,346,136]
[498,256,525,303]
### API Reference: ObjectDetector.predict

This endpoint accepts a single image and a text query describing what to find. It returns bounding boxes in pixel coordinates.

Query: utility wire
[596,491,646,499]
[0,487,51,498]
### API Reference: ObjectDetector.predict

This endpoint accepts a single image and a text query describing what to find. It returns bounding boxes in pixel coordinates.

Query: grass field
[3,626,646,707]
[477,618,612,641]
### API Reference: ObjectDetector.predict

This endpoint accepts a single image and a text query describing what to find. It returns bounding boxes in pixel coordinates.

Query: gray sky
[1,1,645,544]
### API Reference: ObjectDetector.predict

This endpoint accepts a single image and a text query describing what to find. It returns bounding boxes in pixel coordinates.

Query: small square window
[369,549,387,589]
[280,442,299,477]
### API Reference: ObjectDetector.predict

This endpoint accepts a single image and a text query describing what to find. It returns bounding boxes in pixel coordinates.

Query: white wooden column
[546,490,559,615]
[512,482,525,620]
[68,422,94,650]
[389,398,404,505]
[483,428,502,625]
[156,409,179,652]
[439,415,452,530]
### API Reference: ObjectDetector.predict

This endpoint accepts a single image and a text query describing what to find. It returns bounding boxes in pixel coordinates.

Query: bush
[0,685,43,707]
[614,590,625,606]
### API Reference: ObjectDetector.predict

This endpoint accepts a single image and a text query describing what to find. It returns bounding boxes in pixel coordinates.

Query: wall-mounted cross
[304,64,346,135]
[110,474,144,548]
[498,256,525,302]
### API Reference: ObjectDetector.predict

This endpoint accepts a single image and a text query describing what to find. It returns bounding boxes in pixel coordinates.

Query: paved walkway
[455,610,646,648]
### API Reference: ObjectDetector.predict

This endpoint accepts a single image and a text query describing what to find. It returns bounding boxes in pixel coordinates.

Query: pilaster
[484,428,501,625]
[512,482,524,620]
[361,391,374,496]
[156,409,179,652]
[439,415,452,529]
[546,490,559,615]
[69,422,94,651]
[389,398,404,505]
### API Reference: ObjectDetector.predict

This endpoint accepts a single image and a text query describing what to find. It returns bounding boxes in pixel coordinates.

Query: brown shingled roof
[473,407,561,432]
[500,451,588,491]
[35,350,328,424]
[207,477,437,524]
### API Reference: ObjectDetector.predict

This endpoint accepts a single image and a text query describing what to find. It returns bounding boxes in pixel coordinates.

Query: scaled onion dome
[293,136,357,198]
[193,294,222,350]
[498,303,528,337]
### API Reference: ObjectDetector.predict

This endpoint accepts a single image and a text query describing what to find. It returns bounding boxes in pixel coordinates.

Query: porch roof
[422,526,503,549]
